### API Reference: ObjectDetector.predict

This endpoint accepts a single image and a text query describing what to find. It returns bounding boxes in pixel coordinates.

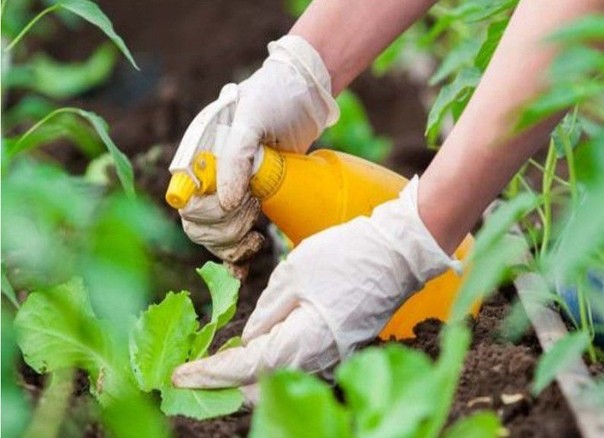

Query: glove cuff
[268,35,340,127]
[370,176,463,282]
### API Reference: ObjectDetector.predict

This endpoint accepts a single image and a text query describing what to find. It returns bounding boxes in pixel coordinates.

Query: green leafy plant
[251,324,501,438]
[14,262,244,426]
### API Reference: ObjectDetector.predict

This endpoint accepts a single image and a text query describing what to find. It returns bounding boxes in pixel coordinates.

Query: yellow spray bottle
[166,146,478,339]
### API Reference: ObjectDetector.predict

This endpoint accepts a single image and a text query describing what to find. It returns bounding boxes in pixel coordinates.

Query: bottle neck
[250,146,286,200]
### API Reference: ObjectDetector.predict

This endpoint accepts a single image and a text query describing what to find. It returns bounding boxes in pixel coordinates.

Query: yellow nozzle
[165,148,285,209]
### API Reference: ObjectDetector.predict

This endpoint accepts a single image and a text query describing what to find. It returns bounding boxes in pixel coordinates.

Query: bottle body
[256,148,478,339]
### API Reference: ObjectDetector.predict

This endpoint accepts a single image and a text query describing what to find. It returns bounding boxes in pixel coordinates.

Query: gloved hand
[171,35,339,264]
[172,177,461,398]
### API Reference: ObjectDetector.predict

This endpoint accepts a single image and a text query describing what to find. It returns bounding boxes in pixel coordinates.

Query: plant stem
[4,4,59,52]
[540,140,557,256]
[577,282,597,363]
[9,107,76,157]
[528,159,570,187]
[561,107,579,204]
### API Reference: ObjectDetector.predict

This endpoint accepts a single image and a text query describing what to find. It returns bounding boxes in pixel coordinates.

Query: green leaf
[549,14,604,44]
[102,393,171,438]
[532,331,590,395]
[14,279,133,404]
[447,0,518,23]
[372,34,407,76]
[129,291,198,392]
[2,96,57,131]
[336,345,435,437]
[250,370,351,438]
[516,79,604,131]
[442,411,502,438]
[475,19,509,71]
[197,262,240,330]
[190,322,217,360]
[426,68,481,146]
[217,336,242,352]
[9,108,135,197]
[550,46,604,82]
[551,112,583,158]
[5,43,118,99]
[160,387,243,421]
[55,0,139,70]
[430,39,481,85]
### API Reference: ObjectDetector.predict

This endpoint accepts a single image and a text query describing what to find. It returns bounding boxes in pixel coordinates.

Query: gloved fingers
[181,197,261,247]
[216,121,260,211]
[171,305,339,389]
[241,261,300,342]
[180,193,261,231]
[206,231,265,264]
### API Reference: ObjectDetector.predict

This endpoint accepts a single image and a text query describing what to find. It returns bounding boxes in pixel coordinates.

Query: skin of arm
[291,0,603,255]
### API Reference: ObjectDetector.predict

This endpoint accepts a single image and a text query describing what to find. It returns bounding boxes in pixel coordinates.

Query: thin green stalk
[576,282,597,363]
[4,4,59,52]
[540,140,557,256]
[528,159,570,187]
[517,174,547,229]
[560,108,579,204]
[9,107,76,157]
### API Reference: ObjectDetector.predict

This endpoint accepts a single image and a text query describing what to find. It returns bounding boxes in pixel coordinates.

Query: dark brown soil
[10,0,589,436]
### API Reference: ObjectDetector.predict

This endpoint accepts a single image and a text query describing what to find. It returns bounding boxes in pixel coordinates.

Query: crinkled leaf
[443,411,502,438]
[5,43,118,99]
[197,262,240,330]
[532,331,590,395]
[190,322,216,360]
[56,0,139,70]
[130,291,198,392]
[14,279,133,404]
[336,345,435,437]
[160,387,243,421]
[426,68,481,146]
[251,370,351,438]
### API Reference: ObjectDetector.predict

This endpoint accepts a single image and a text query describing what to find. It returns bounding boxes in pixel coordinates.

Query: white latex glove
[172,177,461,400]
[170,35,338,263]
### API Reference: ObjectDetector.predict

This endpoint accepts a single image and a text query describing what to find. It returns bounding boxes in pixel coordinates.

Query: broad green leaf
[160,387,243,421]
[129,291,198,392]
[475,19,509,71]
[217,336,242,352]
[102,393,171,438]
[56,0,139,70]
[8,108,135,197]
[190,322,217,360]
[549,14,604,44]
[5,43,118,99]
[426,68,481,146]
[532,331,590,395]
[336,345,435,438]
[197,262,240,330]
[442,411,502,438]
[321,89,392,163]
[250,370,351,438]
[14,279,133,404]
[430,39,481,85]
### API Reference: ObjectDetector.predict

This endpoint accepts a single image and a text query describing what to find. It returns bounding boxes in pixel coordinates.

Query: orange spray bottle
[166,146,478,339]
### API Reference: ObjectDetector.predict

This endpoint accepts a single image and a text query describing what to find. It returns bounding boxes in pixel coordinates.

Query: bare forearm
[290,0,435,94]
[418,0,603,255]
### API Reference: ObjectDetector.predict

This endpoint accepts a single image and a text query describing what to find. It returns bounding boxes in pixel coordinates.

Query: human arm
[419,0,604,254]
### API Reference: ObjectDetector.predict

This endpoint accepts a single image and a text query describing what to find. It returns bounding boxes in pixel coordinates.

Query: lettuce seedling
[15,262,244,425]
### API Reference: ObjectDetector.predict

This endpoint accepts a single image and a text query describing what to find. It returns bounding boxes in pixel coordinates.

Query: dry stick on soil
[514,273,604,438]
